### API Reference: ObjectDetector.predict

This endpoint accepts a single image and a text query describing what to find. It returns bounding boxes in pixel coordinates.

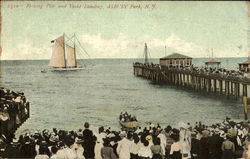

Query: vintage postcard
[0,1,250,159]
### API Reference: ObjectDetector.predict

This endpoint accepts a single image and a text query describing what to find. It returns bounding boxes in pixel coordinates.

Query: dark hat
[57,141,64,148]
[84,122,89,128]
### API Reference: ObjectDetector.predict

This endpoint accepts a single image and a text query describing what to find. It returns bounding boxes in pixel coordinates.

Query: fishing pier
[133,44,250,120]
[133,63,249,98]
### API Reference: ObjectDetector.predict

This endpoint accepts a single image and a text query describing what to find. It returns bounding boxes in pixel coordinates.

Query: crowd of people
[133,62,249,82]
[161,64,246,80]
[0,87,29,138]
[1,118,250,159]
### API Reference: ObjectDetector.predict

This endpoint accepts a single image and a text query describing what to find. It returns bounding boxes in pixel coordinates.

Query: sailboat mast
[248,16,250,60]
[165,45,166,56]
[211,48,214,59]
[144,43,149,64]
[63,33,66,68]
[247,1,250,60]
[74,33,77,68]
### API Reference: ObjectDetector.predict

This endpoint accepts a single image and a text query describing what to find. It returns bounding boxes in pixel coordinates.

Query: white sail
[66,44,76,67]
[49,36,66,68]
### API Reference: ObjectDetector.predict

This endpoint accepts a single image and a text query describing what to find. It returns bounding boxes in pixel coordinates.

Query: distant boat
[48,33,87,71]
[41,69,47,73]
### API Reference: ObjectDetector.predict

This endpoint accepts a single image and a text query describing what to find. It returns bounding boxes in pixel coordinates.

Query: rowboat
[120,120,138,129]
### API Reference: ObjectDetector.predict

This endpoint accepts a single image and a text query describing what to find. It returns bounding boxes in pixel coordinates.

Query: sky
[0,1,249,60]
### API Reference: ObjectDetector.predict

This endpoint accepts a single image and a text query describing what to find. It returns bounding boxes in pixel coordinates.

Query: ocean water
[0,58,247,135]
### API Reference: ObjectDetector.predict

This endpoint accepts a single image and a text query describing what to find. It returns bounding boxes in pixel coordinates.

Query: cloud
[80,33,206,58]
[80,33,130,58]
[1,33,246,60]
[165,34,202,53]
[1,39,51,60]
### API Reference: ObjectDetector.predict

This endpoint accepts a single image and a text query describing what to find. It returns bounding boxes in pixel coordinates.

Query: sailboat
[48,33,87,71]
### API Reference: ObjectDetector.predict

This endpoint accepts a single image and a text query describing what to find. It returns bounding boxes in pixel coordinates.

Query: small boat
[119,112,138,129]
[48,33,90,71]
[41,70,47,73]
[120,120,138,129]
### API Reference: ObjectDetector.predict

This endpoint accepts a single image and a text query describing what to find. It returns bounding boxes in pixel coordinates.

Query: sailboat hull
[52,67,88,71]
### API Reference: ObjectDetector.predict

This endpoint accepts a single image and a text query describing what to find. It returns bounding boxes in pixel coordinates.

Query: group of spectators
[161,65,245,79]
[1,118,250,159]
[0,87,29,138]
[133,62,250,82]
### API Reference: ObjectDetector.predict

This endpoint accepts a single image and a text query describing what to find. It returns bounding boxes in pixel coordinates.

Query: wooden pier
[133,62,250,119]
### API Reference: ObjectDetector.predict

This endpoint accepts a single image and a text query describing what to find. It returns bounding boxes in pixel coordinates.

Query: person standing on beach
[65,137,78,159]
[208,129,223,159]
[95,126,107,159]
[179,123,191,159]
[150,137,163,159]
[56,142,68,159]
[131,133,140,159]
[116,132,133,159]
[228,124,238,150]
[82,122,97,159]
[4,138,20,158]
[165,126,174,159]
[169,134,181,159]
[101,138,117,159]
[157,130,166,156]
[242,134,250,158]
[19,137,37,159]
[221,135,235,159]
[198,130,210,159]
[138,140,153,159]
[34,147,50,159]
[50,146,59,159]
[72,138,85,159]
[190,132,199,159]
[83,122,94,141]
